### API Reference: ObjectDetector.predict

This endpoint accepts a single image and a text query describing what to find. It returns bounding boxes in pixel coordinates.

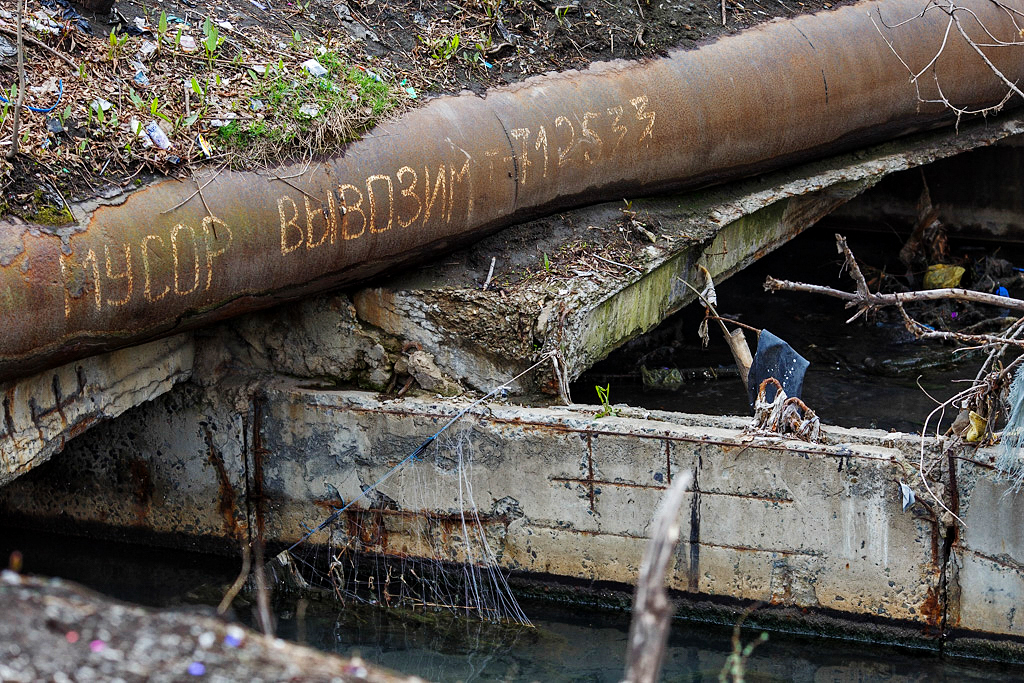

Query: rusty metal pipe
[2,0,1021,381]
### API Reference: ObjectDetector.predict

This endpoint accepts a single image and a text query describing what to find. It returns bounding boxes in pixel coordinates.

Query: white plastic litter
[301,58,329,77]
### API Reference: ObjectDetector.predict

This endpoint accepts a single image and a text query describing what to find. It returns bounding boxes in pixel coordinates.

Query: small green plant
[156,10,169,51]
[594,384,616,418]
[107,27,130,63]
[719,620,768,683]
[57,104,72,128]
[542,252,551,272]
[420,33,461,62]
[128,88,145,110]
[202,17,224,68]
[0,86,13,128]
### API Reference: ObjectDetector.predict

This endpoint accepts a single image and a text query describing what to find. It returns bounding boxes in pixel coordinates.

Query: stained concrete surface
[0,334,193,488]
[8,378,1022,651]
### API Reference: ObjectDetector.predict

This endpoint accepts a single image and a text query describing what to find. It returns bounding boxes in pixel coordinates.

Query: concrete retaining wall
[9,379,1023,650]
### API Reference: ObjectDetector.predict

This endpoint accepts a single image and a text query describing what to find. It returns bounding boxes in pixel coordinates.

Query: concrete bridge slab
[210,115,1024,398]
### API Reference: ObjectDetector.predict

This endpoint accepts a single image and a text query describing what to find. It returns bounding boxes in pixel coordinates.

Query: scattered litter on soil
[0,0,846,220]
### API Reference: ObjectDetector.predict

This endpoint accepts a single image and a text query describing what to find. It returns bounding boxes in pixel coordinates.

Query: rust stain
[586,432,595,512]
[309,499,511,526]
[552,474,793,504]
[250,394,268,544]
[1,0,1021,381]
[204,426,241,540]
[665,439,672,485]
[345,509,388,551]
[126,456,154,523]
[64,412,99,440]
[957,546,1024,573]
[527,522,821,558]
[2,389,14,438]
[551,476,666,491]
[920,585,942,628]
[697,541,820,557]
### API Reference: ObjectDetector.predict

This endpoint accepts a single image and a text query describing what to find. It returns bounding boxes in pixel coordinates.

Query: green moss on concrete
[579,200,790,366]
[28,204,74,226]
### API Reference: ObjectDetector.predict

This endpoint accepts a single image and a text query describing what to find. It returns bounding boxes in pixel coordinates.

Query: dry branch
[764,276,1024,312]
[622,469,695,683]
[6,0,26,160]
[0,22,79,70]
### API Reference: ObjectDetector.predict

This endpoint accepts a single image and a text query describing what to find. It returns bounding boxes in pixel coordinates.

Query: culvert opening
[572,221,1024,434]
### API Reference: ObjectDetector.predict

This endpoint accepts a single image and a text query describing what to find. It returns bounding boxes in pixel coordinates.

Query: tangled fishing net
[260,359,561,627]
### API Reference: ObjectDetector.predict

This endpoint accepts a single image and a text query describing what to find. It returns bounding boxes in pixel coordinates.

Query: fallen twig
[898,305,1024,348]
[6,0,26,160]
[0,21,79,71]
[594,253,641,274]
[766,275,1024,310]
[482,256,496,290]
[159,165,227,214]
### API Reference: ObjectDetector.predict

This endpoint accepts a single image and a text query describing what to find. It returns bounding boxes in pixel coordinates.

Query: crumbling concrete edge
[0,334,195,487]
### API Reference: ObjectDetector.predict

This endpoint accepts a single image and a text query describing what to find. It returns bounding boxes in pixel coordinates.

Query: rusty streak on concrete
[2,381,1002,644]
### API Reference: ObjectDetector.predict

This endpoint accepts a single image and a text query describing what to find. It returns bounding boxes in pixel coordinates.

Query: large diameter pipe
[1,0,1020,381]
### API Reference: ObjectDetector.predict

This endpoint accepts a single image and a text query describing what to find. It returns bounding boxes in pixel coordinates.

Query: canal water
[575,225,1021,434]
[2,526,1021,682]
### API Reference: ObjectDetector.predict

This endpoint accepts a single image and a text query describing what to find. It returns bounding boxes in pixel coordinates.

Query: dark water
[2,527,1021,682]
[575,226,1021,433]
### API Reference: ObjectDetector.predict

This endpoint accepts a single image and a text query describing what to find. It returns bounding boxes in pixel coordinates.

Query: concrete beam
[209,114,1024,396]
[0,334,194,487]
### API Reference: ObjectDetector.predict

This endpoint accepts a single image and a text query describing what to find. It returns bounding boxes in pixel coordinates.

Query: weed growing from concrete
[595,383,617,418]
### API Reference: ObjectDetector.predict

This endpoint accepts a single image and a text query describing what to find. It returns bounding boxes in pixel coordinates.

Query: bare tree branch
[622,470,695,683]
[765,275,1024,312]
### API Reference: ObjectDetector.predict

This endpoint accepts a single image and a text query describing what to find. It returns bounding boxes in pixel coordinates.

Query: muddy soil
[0,0,848,208]
[85,0,846,95]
